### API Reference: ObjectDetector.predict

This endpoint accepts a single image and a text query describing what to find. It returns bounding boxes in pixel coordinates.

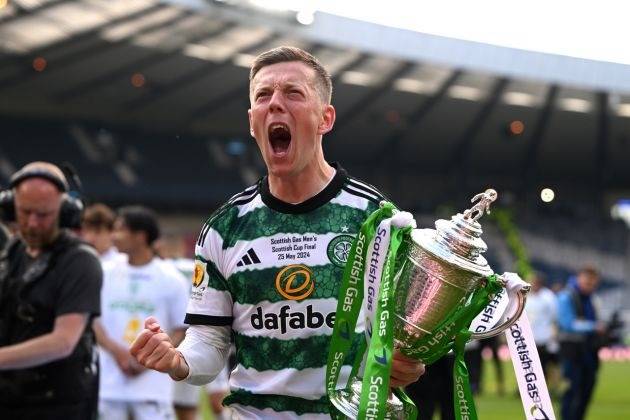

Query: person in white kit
[158,234,233,420]
[205,362,233,420]
[156,234,204,420]
[169,256,203,420]
[81,203,136,378]
[98,206,189,420]
[81,203,126,265]
[524,271,559,377]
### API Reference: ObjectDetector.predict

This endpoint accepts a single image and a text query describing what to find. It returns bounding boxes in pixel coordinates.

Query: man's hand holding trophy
[326,190,555,420]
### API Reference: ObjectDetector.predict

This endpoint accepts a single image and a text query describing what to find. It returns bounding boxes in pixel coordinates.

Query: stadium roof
[1,0,629,201]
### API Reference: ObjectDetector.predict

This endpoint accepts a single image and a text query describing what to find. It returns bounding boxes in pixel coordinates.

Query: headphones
[0,164,84,229]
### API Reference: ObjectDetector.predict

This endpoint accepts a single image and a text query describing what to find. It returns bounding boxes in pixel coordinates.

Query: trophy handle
[470,274,530,340]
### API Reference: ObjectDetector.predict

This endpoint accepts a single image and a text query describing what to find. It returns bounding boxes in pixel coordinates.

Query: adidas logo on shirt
[236,248,261,267]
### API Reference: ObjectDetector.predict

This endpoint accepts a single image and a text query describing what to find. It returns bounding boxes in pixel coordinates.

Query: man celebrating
[131,47,424,418]
[0,162,102,419]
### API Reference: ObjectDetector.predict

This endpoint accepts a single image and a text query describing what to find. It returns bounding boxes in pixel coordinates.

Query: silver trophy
[330,189,530,419]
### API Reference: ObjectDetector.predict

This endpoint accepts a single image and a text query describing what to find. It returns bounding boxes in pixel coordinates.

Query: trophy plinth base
[329,378,406,419]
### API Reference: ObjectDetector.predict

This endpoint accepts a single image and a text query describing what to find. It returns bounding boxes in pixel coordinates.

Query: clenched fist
[129,316,189,380]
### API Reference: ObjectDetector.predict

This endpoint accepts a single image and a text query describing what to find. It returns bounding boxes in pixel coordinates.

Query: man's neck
[26,247,41,258]
[268,161,335,204]
[25,231,61,258]
[127,247,154,266]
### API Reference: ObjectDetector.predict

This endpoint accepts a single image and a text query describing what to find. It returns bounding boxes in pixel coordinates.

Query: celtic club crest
[327,234,354,267]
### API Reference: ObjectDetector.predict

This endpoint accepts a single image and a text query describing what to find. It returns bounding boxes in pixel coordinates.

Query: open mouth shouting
[268,123,291,157]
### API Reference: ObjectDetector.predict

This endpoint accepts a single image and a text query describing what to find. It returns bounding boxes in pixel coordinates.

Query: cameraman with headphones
[0,162,102,419]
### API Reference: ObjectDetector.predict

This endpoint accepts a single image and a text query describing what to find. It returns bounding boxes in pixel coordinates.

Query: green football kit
[185,164,386,418]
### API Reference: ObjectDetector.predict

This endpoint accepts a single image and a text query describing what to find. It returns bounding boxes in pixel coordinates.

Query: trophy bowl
[330,190,530,419]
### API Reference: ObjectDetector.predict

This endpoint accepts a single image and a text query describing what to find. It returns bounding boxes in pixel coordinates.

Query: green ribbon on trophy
[326,202,414,419]
[357,203,411,420]
[326,202,504,420]
[448,274,504,420]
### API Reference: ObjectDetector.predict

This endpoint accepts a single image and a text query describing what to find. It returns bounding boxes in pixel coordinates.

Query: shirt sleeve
[184,229,233,326]
[179,324,231,385]
[55,246,103,317]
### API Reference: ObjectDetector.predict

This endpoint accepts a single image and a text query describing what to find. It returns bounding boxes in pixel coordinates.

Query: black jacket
[0,232,102,406]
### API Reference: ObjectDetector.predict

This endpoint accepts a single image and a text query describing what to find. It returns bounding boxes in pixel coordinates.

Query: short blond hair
[249,46,332,104]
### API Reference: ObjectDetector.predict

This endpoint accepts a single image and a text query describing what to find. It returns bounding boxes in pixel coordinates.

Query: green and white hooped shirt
[185,164,386,419]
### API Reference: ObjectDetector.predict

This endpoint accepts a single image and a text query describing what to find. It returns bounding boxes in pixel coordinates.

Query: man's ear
[318,104,336,135]
[247,109,255,137]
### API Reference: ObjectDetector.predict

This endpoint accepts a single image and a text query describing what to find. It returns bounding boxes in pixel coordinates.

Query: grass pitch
[474,360,630,420]
[200,360,630,419]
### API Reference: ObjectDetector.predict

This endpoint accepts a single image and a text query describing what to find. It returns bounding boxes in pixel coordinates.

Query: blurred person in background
[463,339,482,394]
[551,280,565,294]
[557,266,604,420]
[81,203,125,265]
[524,271,560,394]
[129,46,424,418]
[98,206,189,420]
[156,232,200,420]
[464,336,504,396]
[205,363,232,420]
[155,232,194,278]
[157,233,236,420]
[405,355,455,420]
[81,203,139,409]
[482,336,505,395]
[0,162,102,419]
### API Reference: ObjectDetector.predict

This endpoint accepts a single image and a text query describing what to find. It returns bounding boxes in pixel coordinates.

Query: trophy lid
[412,189,497,277]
